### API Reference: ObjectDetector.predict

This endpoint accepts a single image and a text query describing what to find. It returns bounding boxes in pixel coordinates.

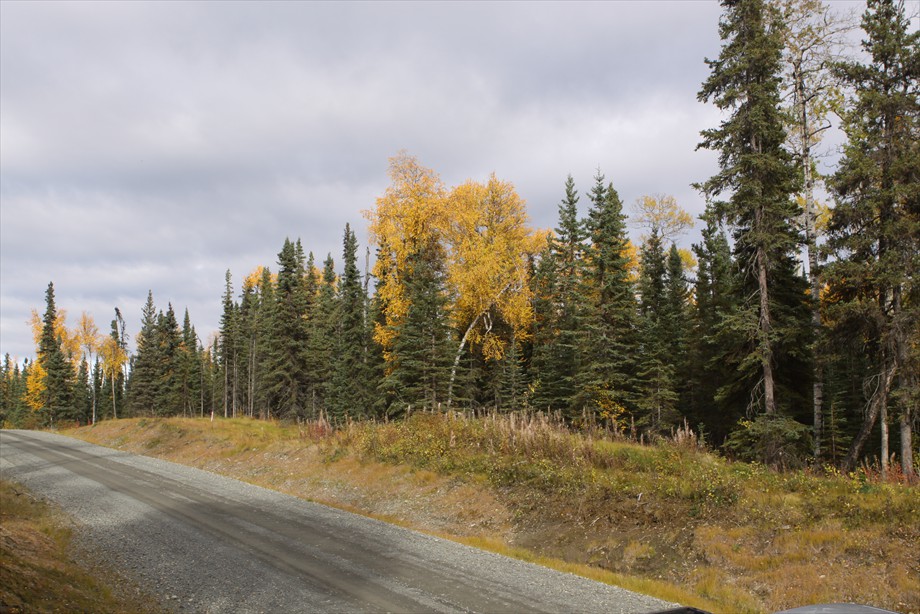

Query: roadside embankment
[66,415,919,614]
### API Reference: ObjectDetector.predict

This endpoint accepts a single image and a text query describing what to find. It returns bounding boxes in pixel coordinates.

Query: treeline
[1,0,916,476]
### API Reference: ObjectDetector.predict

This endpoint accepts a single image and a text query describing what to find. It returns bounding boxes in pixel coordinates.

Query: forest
[1,0,917,479]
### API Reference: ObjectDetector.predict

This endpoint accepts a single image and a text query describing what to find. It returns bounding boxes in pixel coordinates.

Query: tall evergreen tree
[529,246,565,413]
[536,176,586,417]
[129,292,161,417]
[237,278,258,418]
[330,224,373,420]
[687,211,739,444]
[697,0,806,417]
[825,0,919,476]
[75,356,91,424]
[578,172,638,427]
[37,282,75,425]
[635,230,678,432]
[305,254,338,417]
[663,243,691,417]
[155,304,183,416]
[380,241,452,415]
[218,271,240,418]
[265,239,311,419]
[254,266,277,419]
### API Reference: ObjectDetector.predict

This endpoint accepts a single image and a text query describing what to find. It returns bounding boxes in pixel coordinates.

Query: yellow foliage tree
[631,194,693,243]
[75,312,100,358]
[99,334,127,419]
[74,311,101,423]
[30,308,80,366]
[444,174,547,402]
[364,152,448,361]
[24,361,47,411]
[365,153,549,406]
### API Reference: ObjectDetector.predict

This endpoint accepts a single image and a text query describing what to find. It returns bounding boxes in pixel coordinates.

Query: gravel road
[0,429,679,613]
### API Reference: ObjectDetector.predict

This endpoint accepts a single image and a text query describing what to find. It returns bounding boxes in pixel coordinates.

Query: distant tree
[179,308,202,417]
[75,356,91,424]
[528,245,565,413]
[663,243,691,417]
[254,266,276,419]
[154,304,183,417]
[631,194,693,244]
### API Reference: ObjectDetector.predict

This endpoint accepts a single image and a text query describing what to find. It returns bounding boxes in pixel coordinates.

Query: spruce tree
[697,0,805,417]
[306,254,338,418]
[154,304,183,416]
[129,291,160,416]
[179,309,202,417]
[255,266,276,419]
[542,176,586,417]
[636,230,678,432]
[380,241,452,415]
[37,282,75,425]
[238,279,259,417]
[687,212,738,444]
[529,245,565,413]
[578,173,638,427]
[218,271,240,418]
[265,239,311,419]
[663,243,691,418]
[330,224,372,420]
[75,356,91,424]
[825,0,919,475]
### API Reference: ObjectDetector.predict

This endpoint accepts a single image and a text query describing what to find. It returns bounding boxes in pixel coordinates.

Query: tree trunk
[447,313,482,409]
[111,375,117,420]
[798,76,825,462]
[842,358,897,472]
[901,406,915,481]
[756,243,776,416]
[880,397,889,479]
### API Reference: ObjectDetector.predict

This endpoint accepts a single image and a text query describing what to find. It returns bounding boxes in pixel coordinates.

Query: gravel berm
[0,429,679,613]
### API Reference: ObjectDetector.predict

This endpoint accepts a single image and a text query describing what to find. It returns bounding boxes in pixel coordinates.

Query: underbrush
[66,413,920,614]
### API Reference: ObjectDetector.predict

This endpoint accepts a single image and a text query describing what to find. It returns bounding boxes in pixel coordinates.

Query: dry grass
[64,414,920,614]
[0,479,163,614]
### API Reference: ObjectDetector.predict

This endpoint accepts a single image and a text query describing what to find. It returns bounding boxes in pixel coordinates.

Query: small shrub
[723,415,812,470]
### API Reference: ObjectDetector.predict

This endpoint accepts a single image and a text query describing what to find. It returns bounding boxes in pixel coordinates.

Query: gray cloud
[1,0,727,361]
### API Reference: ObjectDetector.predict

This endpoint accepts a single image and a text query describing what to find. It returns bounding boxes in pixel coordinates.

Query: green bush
[723,415,812,470]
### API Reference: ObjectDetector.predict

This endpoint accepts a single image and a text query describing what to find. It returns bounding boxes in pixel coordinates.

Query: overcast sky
[0,0,876,362]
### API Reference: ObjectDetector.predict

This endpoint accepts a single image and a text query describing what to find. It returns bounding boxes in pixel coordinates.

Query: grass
[0,479,163,614]
[64,413,920,614]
